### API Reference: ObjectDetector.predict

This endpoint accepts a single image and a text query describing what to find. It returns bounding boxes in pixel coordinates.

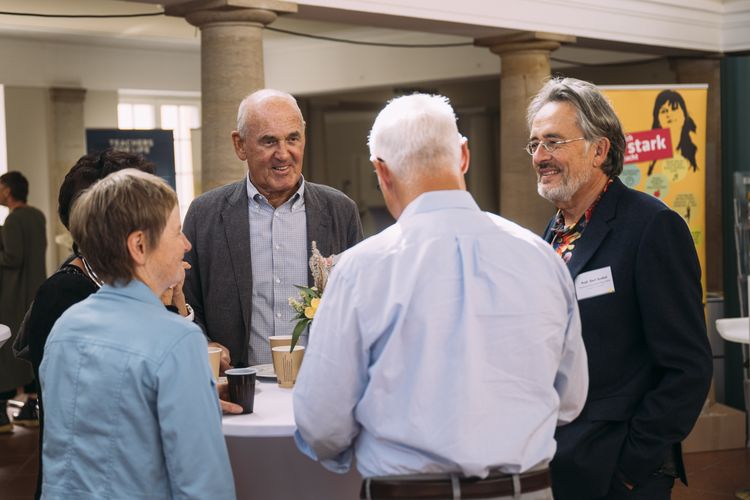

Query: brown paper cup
[269,335,293,349]
[271,345,305,388]
[208,347,222,380]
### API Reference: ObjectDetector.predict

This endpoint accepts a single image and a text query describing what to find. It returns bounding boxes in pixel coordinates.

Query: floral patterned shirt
[551,178,614,264]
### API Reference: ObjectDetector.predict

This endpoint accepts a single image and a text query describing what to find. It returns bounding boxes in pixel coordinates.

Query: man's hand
[220,399,244,414]
[217,378,243,414]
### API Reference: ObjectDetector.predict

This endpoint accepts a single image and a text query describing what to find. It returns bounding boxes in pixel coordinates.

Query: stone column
[49,87,86,264]
[167,0,297,192]
[476,32,575,233]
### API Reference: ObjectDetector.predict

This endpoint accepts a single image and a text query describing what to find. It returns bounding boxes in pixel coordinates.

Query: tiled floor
[1,406,748,499]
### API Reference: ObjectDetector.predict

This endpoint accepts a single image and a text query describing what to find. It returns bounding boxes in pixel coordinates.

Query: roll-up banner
[85,129,176,190]
[601,85,708,297]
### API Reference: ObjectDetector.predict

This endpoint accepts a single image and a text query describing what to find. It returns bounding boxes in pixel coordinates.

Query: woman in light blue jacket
[40,169,235,500]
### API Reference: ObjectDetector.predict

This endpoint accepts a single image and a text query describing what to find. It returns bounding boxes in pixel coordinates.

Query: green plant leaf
[290,319,310,352]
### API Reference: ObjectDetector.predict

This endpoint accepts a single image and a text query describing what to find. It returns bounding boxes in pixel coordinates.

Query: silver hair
[527,77,625,177]
[236,89,304,138]
[368,94,462,182]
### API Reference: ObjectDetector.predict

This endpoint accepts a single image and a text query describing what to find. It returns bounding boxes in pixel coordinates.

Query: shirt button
[274,212,279,217]
[275,278,281,284]
[275,244,280,250]
[276,312,282,318]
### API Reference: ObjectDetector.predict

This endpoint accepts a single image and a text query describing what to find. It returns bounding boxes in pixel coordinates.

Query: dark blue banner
[85,129,176,189]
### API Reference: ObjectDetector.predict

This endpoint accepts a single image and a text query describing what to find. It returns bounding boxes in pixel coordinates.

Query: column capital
[49,87,87,103]
[475,31,575,55]
[166,0,297,27]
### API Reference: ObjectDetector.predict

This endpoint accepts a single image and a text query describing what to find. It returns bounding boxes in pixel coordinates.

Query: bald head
[236,89,304,138]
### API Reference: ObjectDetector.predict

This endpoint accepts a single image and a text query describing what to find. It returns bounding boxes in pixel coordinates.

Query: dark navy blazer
[545,177,712,499]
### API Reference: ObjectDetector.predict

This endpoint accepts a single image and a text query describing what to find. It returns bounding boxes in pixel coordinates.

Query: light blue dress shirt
[247,175,308,365]
[40,280,235,500]
[293,190,588,479]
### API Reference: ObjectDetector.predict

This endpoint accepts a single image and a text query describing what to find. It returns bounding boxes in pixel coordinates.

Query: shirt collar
[99,279,164,308]
[399,190,479,221]
[551,177,614,235]
[246,173,306,211]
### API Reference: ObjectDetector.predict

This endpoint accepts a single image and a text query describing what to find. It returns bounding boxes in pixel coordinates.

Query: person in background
[0,171,46,432]
[527,77,712,499]
[294,93,588,500]
[40,169,235,500]
[183,89,363,367]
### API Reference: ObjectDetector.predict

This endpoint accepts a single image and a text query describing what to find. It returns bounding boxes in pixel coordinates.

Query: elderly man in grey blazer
[183,89,363,368]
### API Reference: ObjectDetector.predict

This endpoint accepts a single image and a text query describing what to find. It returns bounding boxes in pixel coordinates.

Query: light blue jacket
[40,279,235,500]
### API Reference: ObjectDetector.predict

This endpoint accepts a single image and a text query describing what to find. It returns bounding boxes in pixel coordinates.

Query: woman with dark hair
[647,89,698,176]
[23,150,161,499]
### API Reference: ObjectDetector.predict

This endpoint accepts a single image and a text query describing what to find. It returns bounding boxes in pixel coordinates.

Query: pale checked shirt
[293,190,588,479]
[247,175,308,365]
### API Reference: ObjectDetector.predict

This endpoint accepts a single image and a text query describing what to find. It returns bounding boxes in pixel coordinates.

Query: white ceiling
[0,0,740,95]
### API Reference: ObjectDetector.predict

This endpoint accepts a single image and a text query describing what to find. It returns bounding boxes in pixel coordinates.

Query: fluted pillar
[167,0,297,191]
[476,32,575,233]
[49,87,86,264]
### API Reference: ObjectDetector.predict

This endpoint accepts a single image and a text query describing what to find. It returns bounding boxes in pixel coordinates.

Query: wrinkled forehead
[530,101,581,137]
[247,97,305,133]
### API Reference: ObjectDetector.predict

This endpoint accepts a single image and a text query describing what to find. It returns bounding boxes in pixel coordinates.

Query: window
[117,92,200,220]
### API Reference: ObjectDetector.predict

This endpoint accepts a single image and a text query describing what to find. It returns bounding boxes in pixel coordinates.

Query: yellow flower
[304,298,321,319]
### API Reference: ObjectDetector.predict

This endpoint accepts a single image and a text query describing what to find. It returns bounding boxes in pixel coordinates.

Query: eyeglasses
[524,137,585,156]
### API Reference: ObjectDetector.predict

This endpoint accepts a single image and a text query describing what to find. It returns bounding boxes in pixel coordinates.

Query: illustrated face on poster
[647,90,699,178]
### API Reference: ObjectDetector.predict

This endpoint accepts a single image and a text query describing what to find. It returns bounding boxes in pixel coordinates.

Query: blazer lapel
[303,184,332,286]
[566,177,624,279]
[220,182,254,330]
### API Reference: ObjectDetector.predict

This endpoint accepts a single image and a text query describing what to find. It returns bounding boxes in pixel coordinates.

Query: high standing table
[0,324,11,349]
[222,378,362,500]
[715,317,750,448]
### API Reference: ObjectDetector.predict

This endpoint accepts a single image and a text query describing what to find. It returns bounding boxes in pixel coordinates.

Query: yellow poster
[602,85,708,295]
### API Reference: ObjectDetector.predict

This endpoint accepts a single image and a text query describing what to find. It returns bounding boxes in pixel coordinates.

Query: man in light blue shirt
[40,170,235,500]
[294,94,588,500]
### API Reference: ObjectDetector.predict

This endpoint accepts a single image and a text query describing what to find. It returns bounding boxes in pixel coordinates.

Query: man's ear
[593,137,611,168]
[231,131,247,161]
[373,158,393,192]
[459,138,470,175]
[127,230,148,266]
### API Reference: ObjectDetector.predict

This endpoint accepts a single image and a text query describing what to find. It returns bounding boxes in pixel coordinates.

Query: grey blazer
[183,179,364,366]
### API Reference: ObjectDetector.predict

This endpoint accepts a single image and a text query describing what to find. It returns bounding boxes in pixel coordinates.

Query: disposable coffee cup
[225,367,257,414]
[271,345,305,388]
[207,347,222,380]
[269,335,293,349]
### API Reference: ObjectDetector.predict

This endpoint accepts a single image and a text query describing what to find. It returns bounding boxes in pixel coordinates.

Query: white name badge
[575,266,615,300]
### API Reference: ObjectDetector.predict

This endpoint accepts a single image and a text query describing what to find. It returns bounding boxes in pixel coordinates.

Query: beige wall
[4,86,54,275]
[84,90,119,129]
[3,87,118,274]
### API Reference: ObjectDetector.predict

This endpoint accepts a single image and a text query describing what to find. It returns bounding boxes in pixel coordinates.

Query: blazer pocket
[583,395,641,421]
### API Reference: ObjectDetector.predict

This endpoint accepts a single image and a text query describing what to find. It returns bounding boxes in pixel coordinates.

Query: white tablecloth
[716,317,750,344]
[222,378,362,500]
